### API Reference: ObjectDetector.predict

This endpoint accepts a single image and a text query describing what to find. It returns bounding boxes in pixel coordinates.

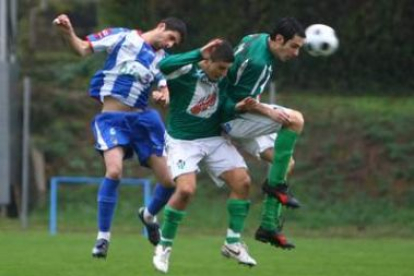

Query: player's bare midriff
[101,96,144,112]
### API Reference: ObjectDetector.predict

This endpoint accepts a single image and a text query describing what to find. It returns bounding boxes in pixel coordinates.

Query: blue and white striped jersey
[86,28,167,108]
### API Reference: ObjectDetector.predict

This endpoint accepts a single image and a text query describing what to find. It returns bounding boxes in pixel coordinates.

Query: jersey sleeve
[86,27,130,53]
[218,84,238,122]
[159,49,203,77]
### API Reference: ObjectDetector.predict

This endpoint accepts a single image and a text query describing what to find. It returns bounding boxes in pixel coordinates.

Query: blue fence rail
[49,176,151,235]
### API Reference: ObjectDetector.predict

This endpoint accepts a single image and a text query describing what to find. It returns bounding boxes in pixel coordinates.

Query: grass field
[1,230,413,276]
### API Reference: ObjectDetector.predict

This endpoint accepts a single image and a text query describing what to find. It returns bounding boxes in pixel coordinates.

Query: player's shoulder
[242,33,267,43]
[88,27,131,41]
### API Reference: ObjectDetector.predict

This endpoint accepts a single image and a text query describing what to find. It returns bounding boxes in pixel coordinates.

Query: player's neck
[141,30,157,48]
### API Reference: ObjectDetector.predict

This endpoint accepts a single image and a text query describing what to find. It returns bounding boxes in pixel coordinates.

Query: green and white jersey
[223,34,276,102]
[159,49,237,140]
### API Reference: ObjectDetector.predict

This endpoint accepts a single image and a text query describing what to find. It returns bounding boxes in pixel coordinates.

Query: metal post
[50,178,58,235]
[269,81,276,104]
[0,0,7,62]
[21,77,31,229]
[143,179,152,207]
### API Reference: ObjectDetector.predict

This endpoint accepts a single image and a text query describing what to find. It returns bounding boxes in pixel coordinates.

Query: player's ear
[275,34,285,44]
[156,22,166,31]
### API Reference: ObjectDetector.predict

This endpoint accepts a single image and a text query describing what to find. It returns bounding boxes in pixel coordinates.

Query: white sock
[143,208,157,223]
[97,231,111,241]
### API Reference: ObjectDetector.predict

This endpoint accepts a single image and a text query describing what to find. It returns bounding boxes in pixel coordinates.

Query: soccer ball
[305,24,339,57]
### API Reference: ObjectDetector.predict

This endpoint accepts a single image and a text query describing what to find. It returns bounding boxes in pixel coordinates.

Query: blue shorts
[91,110,165,167]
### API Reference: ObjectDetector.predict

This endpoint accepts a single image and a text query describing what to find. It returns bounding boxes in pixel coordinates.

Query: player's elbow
[77,44,92,57]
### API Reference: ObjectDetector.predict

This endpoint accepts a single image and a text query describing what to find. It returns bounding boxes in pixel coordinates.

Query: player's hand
[152,87,170,107]
[235,97,259,112]
[268,107,291,125]
[201,39,223,59]
[52,14,74,35]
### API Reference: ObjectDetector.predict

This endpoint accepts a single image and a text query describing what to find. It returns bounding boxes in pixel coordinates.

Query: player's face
[273,34,305,62]
[153,30,181,50]
[205,61,232,81]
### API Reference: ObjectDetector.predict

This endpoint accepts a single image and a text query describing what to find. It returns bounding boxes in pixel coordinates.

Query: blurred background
[1,0,413,237]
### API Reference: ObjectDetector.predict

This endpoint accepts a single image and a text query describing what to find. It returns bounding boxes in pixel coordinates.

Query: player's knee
[232,174,251,198]
[105,165,122,180]
[287,110,305,133]
[177,184,196,201]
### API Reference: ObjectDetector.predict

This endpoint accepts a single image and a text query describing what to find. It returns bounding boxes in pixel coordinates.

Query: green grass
[1,230,413,276]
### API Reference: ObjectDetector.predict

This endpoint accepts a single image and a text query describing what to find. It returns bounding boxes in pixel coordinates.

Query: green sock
[260,195,282,231]
[274,201,283,229]
[268,128,298,186]
[160,205,186,247]
[226,199,250,244]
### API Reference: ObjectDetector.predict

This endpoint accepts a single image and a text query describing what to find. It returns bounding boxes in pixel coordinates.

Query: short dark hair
[270,17,306,42]
[160,17,187,42]
[210,40,234,63]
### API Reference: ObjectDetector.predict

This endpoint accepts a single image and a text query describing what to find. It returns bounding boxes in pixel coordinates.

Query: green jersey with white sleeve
[223,34,276,102]
[159,49,237,140]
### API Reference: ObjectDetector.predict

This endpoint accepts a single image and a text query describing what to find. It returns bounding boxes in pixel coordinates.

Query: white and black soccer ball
[305,24,339,57]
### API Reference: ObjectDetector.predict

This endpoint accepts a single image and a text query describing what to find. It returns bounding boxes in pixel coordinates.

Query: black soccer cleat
[262,180,301,209]
[138,207,160,246]
[92,238,109,258]
[255,227,295,250]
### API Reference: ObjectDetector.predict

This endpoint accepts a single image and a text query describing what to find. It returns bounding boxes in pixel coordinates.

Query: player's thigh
[220,167,251,194]
[103,146,125,178]
[147,155,174,187]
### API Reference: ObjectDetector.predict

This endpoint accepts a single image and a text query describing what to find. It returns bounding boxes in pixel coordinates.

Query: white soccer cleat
[221,242,257,267]
[153,244,172,273]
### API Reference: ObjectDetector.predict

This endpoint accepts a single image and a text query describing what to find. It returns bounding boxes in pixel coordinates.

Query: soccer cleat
[221,242,257,267]
[92,238,109,258]
[262,180,301,208]
[153,244,172,273]
[255,227,295,249]
[138,207,160,246]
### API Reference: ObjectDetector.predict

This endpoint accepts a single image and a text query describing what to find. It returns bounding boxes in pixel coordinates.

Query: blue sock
[147,184,175,216]
[97,178,120,232]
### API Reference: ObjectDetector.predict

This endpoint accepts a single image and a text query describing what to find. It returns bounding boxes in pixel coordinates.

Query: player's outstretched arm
[53,14,92,57]
[249,102,291,124]
[235,97,259,112]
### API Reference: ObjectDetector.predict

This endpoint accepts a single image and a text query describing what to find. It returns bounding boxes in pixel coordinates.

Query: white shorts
[222,104,283,157]
[166,134,247,186]
[234,133,277,158]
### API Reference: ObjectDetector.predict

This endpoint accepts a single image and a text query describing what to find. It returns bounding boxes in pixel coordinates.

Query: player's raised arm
[159,39,224,76]
[53,14,92,57]
[158,49,203,76]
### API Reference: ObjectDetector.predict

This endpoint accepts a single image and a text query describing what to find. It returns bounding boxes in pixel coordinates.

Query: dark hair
[210,40,234,63]
[160,17,187,42]
[270,17,306,42]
